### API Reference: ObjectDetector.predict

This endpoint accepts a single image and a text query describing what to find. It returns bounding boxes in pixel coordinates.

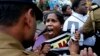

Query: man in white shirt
[63,0,96,46]
[63,0,88,33]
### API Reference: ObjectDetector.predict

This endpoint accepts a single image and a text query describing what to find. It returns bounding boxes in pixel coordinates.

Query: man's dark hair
[72,0,81,11]
[62,5,70,13]
[0,2,41,26]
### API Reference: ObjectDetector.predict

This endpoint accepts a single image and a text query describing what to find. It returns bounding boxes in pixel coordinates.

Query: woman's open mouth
[46,28,54,35]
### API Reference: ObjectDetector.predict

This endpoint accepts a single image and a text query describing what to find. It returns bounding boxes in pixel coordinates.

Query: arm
[69,39,96,56]
[69,32,96,56]
[82,17,94,37]
[69,40,79,56]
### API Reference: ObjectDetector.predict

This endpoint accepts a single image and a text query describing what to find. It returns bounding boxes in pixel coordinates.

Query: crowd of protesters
[0,0,100,56]
[33,0,100,56]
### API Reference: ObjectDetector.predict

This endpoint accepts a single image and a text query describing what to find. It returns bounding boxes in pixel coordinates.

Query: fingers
[41,44,51,54]
[80,50,84,56]
[88,47,94,56]
[80,48,88,56]
[71,31,80,42]
[69,39,79,55]
[69,38,79,46]
[80,47,94,56]
[34,45,42,52]
[74,31,80,41]
[34,44,51,54]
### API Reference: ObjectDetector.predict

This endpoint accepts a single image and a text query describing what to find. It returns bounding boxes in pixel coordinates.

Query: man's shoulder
[0,32,40,55]
[68,15,75,19]
[91,4,100,20]
[0,33,40,56]
[94,8,100,20]
[65,15,76,22]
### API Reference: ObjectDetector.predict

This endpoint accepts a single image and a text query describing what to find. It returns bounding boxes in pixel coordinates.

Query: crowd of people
[0,0,100,56]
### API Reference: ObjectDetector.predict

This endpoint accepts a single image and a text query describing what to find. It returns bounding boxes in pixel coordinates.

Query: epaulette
[91,4,100,11]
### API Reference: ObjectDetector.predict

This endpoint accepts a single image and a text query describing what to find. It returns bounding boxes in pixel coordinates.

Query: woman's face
[45,13,62,38]
[66,6,72,16]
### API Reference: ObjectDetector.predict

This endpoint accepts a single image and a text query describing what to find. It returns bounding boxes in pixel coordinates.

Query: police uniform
[82,4,100,55]
[0,0,43,56]
[0,33,40,56]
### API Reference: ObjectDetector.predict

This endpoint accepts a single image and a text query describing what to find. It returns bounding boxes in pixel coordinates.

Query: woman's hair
[43,11,64,25]
[62,5,70,13]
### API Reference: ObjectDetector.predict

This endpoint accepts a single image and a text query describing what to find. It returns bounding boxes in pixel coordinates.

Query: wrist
[70,53,79,56]
[39,50,46,56]
[70,52,78,55]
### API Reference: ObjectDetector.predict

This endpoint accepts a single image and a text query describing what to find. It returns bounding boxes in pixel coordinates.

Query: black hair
[0,2,38,26]
[62,5,70,13]
[44,11,64,25]
[72,0,81,11]
[45,4,50,10]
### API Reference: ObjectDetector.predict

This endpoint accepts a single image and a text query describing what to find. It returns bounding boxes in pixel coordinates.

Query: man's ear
[24,8,34,28]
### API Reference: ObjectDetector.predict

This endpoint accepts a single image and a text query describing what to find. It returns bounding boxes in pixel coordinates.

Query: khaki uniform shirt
[0,32,40,56]
[82,6,100,56]
[82,8,100,36]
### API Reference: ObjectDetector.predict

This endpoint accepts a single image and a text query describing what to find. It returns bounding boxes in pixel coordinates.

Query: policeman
[82,0,100,55]
[0,0,50,56]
